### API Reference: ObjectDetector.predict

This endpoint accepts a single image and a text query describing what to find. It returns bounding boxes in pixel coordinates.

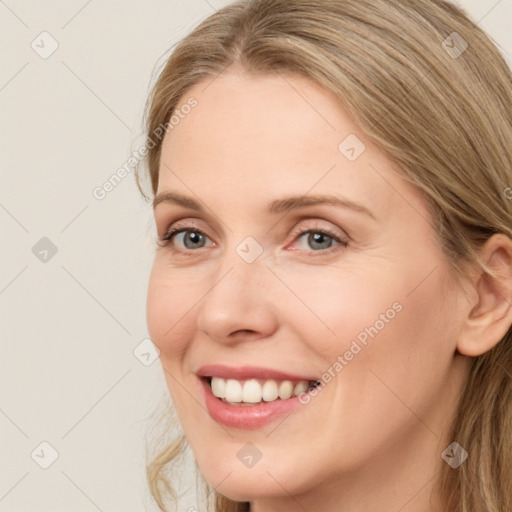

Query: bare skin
[147,67,512,512]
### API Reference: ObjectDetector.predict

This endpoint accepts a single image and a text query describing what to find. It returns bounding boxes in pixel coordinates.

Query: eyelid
[287,219,346,241]
[285,220,349,254]
[158,218,348,255]
[159,218,211,240]
[158,220,214,248]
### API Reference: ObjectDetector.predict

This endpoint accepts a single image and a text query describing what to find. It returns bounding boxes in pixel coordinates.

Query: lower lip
[200,377,308,429]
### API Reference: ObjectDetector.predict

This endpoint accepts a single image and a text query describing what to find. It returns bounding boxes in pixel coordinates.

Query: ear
[457,233,512,357]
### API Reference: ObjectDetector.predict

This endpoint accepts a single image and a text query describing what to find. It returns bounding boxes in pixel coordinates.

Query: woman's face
[147,69,472,507]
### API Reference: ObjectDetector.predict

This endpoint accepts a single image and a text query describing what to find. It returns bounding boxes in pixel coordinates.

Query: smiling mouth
[204,376,321,406]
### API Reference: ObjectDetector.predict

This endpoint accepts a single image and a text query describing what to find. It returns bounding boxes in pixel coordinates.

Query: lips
[196,364,320,429]
[196,364,318,382]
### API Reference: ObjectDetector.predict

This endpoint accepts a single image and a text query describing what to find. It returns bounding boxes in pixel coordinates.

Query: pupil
[310,232,331,250]
[185,231,204,248]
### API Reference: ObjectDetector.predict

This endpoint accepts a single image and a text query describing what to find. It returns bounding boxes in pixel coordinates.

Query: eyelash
[157,221,349,257]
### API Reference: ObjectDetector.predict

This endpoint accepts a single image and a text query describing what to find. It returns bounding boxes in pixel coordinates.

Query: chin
[196,451,314,502]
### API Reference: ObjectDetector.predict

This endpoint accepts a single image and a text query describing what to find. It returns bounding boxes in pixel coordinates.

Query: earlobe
[456,234,512,357]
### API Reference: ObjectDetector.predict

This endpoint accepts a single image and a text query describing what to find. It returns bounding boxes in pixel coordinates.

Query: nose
[196,255,279,344]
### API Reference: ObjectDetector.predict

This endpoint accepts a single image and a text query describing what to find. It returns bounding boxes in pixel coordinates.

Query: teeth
[209,377,315,405]
[224,379,243,402]
[211,376,226,398]
[278,380,293,399]
[262,379,278,401]
[293,381,308,395]
[242,379,262,403]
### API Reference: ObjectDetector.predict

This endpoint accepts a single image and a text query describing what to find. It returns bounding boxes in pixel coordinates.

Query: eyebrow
[152,192,376,219]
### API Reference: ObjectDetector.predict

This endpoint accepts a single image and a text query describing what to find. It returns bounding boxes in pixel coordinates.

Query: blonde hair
[135,1,512,511]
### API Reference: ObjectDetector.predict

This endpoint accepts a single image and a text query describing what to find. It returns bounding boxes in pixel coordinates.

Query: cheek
[329,266,455,431]
[286,260,455,411]
[146,263,198,359]
[146,266,203,423]
[276,264,406,358]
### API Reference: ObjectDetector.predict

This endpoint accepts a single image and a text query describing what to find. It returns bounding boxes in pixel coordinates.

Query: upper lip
[196,364,317,382]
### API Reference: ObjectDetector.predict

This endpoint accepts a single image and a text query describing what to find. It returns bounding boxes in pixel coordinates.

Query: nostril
[231,329,257,338]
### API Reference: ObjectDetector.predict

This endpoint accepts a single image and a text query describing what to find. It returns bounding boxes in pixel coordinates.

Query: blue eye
[290,228,348,255]
[159,227,212,252]
[297,231,338,251]
[173,230,208,249]
[158,224,348,256]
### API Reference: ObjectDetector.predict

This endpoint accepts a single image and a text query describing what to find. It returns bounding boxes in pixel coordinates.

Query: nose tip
[196,261,279,345]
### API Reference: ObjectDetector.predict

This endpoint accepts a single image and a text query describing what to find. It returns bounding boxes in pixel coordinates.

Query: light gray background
[1,1,511,511]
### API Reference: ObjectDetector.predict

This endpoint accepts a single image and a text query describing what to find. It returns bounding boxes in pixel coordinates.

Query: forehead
[163,70,350,158]
[157,70,427,224]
